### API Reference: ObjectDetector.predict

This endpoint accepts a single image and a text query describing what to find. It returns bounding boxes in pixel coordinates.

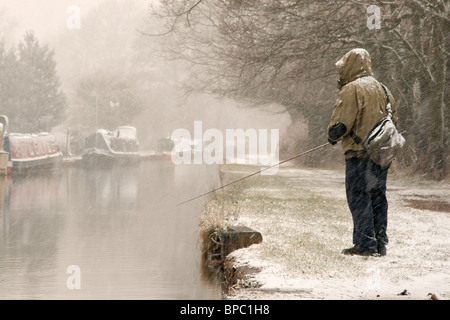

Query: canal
[0,160,222,299]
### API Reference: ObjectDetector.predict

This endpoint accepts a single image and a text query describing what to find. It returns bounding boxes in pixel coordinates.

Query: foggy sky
[0,0,292,152]
[2,0,148,41]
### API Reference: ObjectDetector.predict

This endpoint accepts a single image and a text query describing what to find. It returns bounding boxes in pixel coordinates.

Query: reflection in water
[0,161,221,299]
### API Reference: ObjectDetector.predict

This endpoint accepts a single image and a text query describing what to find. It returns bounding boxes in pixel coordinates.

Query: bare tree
[148,0,448,179]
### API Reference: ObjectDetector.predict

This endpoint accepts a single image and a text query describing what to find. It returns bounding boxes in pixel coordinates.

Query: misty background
[0,0,292,161]
[0,0,448,178]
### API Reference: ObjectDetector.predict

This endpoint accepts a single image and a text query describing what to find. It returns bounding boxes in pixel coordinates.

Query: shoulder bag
[350,83,405,167]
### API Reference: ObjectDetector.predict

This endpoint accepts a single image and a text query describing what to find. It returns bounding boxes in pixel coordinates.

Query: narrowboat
[0,116,63,173]
[81,126,140,167]
[156,136,175,160]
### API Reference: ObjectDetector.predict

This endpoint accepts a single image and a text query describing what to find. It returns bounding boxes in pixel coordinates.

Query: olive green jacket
[328,48,398,154]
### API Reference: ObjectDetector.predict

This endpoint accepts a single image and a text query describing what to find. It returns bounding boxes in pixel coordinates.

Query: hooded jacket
[327,48,398,156]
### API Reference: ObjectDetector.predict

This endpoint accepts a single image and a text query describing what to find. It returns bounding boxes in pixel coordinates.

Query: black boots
[341,246,380,257]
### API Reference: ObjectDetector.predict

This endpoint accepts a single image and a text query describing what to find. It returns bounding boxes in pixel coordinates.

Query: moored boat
[0,116,63,174]
[81,126,140,167]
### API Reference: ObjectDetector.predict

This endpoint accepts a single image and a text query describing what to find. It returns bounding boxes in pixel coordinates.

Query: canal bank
[199,164,450,300]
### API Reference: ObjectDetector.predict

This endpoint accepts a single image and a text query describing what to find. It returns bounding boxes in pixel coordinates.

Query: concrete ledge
[221,226,263,257]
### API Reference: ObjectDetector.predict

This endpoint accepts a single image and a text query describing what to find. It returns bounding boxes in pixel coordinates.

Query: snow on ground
[219,164,450,300]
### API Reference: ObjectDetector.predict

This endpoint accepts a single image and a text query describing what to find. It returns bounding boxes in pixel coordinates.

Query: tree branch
[391,28,435,82]
[403,0,450,29]
[137,0,204,36]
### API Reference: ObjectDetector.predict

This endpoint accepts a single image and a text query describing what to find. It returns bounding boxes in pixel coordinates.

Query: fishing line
[176,142,330,206]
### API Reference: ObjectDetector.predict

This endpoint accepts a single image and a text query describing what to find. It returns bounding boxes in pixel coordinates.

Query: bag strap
[349,129,362,144]
[349,82,392,145]
[379,83,393,119]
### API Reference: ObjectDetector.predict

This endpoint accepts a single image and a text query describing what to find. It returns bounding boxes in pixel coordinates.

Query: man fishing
[327,48,398,257]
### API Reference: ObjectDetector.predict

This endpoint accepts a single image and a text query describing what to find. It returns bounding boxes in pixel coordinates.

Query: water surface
[0,160,221,299]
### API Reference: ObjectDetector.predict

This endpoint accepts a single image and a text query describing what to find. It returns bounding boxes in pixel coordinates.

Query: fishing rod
[176,142,330,206]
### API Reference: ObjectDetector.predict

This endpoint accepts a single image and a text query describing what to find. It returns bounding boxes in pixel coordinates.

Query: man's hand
[327,122,347,146]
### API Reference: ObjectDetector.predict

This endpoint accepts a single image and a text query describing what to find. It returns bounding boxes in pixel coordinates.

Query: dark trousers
[345,157,389,252]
